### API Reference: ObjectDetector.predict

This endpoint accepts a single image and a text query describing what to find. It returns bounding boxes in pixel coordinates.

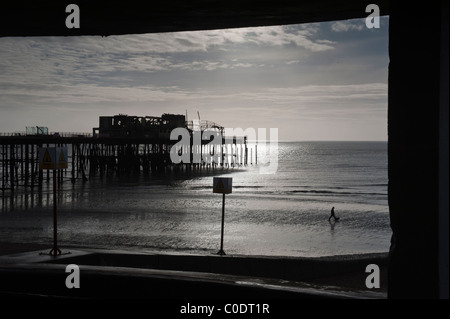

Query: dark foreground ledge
[0,247,387,300]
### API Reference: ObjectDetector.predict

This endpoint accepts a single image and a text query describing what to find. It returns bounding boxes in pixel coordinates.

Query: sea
[0,141,391,258]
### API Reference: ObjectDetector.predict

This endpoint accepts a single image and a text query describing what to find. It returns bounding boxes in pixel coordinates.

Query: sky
[0,17,389,141]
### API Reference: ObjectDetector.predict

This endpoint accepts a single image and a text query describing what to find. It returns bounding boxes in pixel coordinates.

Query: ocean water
[0,141,391,257]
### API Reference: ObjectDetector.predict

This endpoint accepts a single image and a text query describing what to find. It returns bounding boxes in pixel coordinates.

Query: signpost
[213,177,232,255]
[57,147,68,170]
[38,147,68,256]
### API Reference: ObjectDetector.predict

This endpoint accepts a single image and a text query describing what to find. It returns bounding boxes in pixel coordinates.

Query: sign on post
[213,177,232,194]
[38,147,68,170]
[57,147,68,169]
[214,177,232,256]
[37,147,68,256]
[39,147,56,170]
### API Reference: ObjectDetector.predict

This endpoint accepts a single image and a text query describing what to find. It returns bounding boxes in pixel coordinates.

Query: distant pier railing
[0,132,93,138]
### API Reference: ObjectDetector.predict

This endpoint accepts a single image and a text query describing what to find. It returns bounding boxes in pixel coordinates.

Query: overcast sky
[0,17,388,141]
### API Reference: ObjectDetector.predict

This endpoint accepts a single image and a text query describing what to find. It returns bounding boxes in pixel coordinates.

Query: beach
[1,142,391,258]
[0,142,390,298]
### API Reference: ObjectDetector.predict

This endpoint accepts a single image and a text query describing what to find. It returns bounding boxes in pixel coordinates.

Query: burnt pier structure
[0,113,250,192]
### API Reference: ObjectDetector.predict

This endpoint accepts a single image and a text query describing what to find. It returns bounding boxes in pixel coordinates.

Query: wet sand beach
[1,143,390,260]
[0,142,390,299]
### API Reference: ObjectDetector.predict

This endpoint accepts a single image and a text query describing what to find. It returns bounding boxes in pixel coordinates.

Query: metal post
[218,193,226,256]
[49,168,61,256]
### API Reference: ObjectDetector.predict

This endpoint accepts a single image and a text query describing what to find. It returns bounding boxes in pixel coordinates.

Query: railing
[0,131,92,138]
[185,120,224,132]
[49,132,92,138]
[0,132,27,136]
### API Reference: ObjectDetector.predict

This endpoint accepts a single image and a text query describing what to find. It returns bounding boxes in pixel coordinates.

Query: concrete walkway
[0,248,387,299]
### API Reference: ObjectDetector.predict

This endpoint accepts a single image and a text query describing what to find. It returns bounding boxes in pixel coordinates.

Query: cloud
[331,20,365,32]
[236,83,387,108]
[0,77,387,114]
[0,23,334,88]
[0,20,388,140]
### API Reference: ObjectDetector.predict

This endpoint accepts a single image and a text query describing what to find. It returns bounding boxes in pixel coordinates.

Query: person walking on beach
[329,206,339,222]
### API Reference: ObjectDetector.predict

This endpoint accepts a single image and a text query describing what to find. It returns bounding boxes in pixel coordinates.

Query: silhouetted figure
[329,206,339,222]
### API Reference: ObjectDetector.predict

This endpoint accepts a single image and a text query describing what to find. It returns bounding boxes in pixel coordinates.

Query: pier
[0,113,250,192]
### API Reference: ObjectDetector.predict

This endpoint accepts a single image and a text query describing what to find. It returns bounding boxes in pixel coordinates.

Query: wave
[188,185,265,190]
[186,184,386,197]
[359,183,388,187]
[286,189,386,196]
